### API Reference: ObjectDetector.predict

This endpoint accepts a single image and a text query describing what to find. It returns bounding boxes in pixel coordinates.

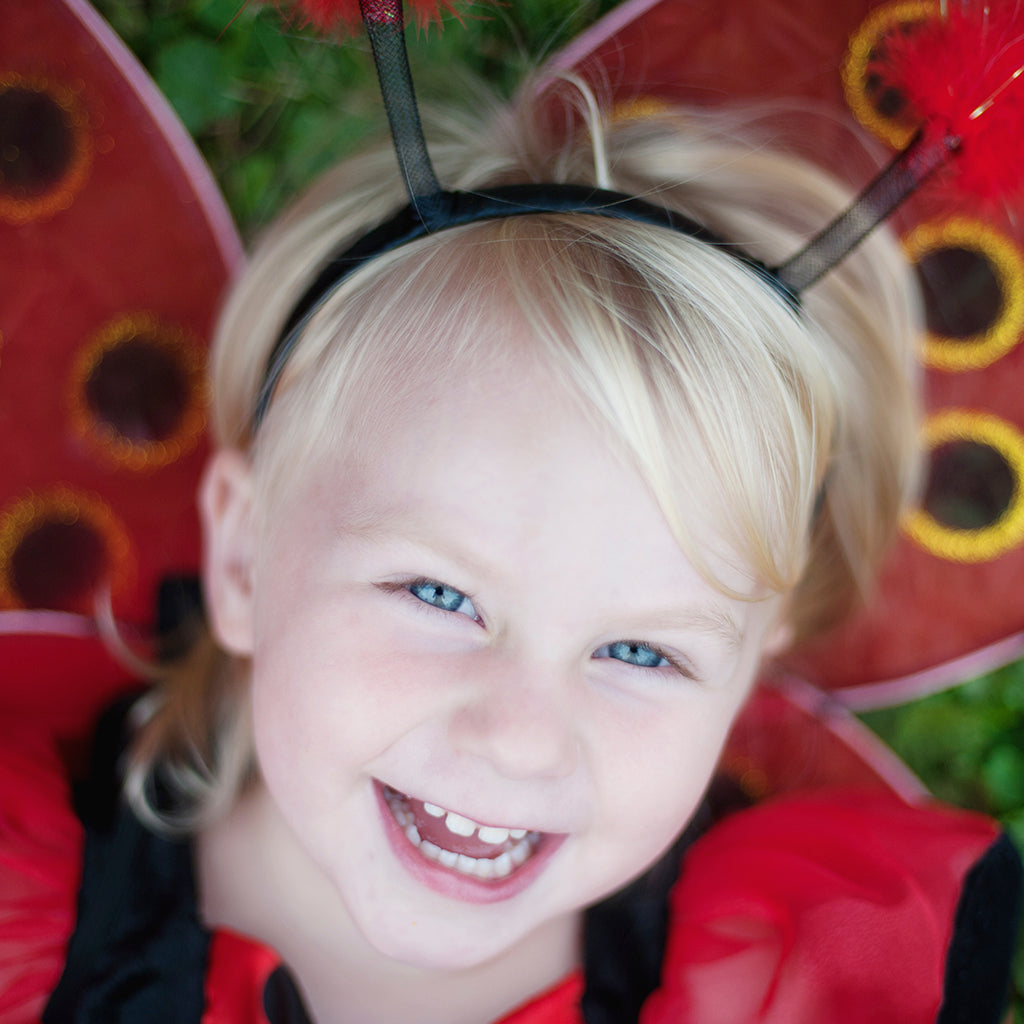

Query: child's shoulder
[647,789,1019,1024]
[0,705,286,1024]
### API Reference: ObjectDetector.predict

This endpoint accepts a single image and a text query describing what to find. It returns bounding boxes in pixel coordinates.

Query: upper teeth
[385,786,541,881]
[423,801,527,845]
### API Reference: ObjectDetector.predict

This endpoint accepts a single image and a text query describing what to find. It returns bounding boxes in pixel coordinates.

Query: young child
[4,8,1021,1024]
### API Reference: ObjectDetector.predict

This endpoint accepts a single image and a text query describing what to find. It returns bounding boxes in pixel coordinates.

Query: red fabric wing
[642,791,998,1023]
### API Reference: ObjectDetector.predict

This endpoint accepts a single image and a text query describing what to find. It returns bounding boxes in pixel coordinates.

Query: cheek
[248,598,460,781]
[586,694,743,872]
[247,606,377,792]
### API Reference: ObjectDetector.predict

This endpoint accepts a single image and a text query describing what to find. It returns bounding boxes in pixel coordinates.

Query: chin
[354,906,530,971]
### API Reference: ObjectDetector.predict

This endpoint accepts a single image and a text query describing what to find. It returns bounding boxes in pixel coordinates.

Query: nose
[447,655,579,780]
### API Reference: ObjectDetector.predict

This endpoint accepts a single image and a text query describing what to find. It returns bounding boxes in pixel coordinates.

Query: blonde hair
[126,86,921,830]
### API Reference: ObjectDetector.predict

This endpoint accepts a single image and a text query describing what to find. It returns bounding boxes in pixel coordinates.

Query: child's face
[204,339,788,972]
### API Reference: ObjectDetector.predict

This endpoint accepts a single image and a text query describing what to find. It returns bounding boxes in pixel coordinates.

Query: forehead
[257,225,809,604]
[286,337,761,609]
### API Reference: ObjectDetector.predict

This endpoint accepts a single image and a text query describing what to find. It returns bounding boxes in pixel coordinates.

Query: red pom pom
[285,0,464,32]
[869,1,1024,206]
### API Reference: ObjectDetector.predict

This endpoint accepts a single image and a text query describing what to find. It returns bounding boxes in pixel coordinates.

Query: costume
[2,1,1023,1022]
[0,697,1018,1024]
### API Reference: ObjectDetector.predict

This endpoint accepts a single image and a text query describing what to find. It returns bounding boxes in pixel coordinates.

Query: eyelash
[384,577,692,678]
[593,640,676,672]
[383,577,483,624]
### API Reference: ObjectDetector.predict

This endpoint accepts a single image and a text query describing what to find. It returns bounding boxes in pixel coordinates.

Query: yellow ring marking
[68,313,208,471]
[0,487,133,609]
[609,96,674,125]
[904,410,1024,562]
[0,73,92,224]
[842,0,939,150]
[904,219,1024,371]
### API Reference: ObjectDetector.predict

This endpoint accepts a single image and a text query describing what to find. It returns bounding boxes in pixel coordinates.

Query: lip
[373,779,567,904]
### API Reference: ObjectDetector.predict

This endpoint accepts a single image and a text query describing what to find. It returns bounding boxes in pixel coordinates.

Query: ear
[200,448,257,656]
[762,621,794,660]
[760,601,795,662]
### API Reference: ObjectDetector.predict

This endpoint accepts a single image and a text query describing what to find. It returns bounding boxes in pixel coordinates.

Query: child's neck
[196,783,581,1024]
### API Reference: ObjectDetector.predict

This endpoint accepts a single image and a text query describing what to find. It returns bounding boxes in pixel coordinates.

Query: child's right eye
[407,578,479,621]
[593,640,670,669]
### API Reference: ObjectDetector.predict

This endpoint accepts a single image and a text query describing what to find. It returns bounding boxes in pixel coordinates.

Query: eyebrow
[341,504,502,581]
[636,606,743,653]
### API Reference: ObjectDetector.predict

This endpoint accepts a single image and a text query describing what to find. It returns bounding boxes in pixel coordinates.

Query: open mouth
[382,784,543,882]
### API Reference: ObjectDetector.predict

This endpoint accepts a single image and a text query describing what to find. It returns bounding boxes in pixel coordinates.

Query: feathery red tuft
[869,1,1024,205]
[284,0,464,32]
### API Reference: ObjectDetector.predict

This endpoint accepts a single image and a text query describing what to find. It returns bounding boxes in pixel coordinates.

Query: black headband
[253,182,798,426]
[252,0,967,429]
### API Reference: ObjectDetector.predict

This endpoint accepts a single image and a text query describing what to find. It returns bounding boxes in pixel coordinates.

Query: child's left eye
[407,578,479,620]
[593,640,671,669]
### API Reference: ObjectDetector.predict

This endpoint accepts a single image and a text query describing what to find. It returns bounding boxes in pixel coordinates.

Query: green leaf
[227,151,277,228]
[155,35,240,134]
[189,0,251,34]
[283,102,377,184]
[982,745,1024,812]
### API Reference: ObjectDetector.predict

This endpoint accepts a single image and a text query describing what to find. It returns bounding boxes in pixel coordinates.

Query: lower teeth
[386,789,538,880]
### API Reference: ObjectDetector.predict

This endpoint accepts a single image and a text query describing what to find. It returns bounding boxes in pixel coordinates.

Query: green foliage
[96,0,384,228]
[861,665,1024,819]
[93,0,619,232]
[154,34,240,132]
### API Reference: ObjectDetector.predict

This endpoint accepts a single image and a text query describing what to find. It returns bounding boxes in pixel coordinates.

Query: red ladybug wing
[549,0,1024,703]
[0,0,241,733]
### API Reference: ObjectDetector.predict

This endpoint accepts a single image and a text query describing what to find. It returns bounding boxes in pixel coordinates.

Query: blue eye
[594,640,670,669]
[408,579,479,620]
